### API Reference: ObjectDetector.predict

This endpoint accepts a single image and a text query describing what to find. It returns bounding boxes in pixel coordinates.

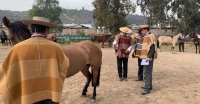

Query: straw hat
[139,25,149,30]
[22,16,58,28]
[119,27,132,34]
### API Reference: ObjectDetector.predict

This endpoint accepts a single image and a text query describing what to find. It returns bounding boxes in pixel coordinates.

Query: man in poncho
[113,27,133,81]
[0,16,69,104]
[132,25,157,95]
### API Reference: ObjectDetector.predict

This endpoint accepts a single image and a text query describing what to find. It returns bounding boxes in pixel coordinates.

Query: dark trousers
[34,99,59,104]
[1,38,5,45]
[117,57,128,78]
[144,59,154,90]
[137,59,144,80]
[179,42,184,52]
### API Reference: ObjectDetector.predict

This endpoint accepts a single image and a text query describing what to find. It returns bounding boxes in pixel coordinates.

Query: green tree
[93,0,135,34]
[29,0,62,25]
[171,0,200,35]
[137,0,171,29]
[137,0,200,35]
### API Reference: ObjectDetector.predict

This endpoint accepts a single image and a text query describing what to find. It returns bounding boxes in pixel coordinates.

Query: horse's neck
[106,35,111,38]
[173,34,181,40]
[194,36,199,41]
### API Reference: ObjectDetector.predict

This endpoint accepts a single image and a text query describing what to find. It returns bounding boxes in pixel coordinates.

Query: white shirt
[113,36,132,52]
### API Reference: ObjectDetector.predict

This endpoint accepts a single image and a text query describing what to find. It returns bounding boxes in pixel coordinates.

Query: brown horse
[0,30,12,46]
[3,17,102,101]
[188,34,200,53]
[157,33,184,52]
[91,34,112,48]
[63,41,102,101]
[47,33,57,42]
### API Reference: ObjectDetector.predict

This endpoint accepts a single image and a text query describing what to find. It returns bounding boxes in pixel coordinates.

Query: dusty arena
[0,45,200,104]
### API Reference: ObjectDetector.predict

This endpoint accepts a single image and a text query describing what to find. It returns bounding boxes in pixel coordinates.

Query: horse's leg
[159,42,162,52]
[171,43,176,53]
[91,67,101,101]
[196,45,198,54]
[159,45,161,52]
[198,46,200,54]
[81,65,92,96]
[5,40,7,46]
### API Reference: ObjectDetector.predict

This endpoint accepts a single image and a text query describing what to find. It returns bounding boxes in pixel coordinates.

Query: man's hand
[125,46,132,54]
[146,58,151,62]
[125,50,130,54]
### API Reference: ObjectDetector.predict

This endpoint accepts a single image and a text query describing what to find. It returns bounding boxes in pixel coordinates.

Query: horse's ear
[2,17,11,28]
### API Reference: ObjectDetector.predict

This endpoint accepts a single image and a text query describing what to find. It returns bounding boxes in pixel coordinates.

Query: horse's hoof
[81,94,87,98]
[90,99,96,104]
[81,95,86,97]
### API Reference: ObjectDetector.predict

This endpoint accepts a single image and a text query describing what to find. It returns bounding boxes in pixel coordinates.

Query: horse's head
[187,33,198,41]
[178,33,184,38]
[2,17,32,45]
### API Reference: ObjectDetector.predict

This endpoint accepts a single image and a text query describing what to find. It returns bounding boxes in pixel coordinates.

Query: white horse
[158,33,184,53]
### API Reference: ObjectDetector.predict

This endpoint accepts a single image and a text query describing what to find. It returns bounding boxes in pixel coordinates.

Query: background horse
[188,34,200,54]
[91,34,112,48]
[3,17,102,101]
[2,17,32,46]
[157,33,184,52]
[0,30,12,46]
[47,33,57,42]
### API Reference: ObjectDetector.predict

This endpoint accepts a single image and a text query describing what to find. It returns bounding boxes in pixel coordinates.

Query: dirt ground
[0,45,200,104]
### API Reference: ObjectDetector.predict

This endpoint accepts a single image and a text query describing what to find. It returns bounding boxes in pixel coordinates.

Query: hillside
[0,9,146,25]
[0,10,29,21]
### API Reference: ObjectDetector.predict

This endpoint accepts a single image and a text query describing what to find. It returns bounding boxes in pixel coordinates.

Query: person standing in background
[178,36,185,52]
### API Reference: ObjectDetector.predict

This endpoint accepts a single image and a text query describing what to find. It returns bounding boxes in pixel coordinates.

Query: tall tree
[137,0,171,28]
[93,0,135,34]
[137,0,200,35]
[171,0,200,34]
[29,0,62,24]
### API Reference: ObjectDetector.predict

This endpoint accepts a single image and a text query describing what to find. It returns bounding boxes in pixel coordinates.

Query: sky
[0,0,142,15]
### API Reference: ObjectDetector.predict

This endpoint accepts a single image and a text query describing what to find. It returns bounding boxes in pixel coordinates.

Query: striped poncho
[0,37,69,104]
[114,34,133,58]
[132,33,157,59]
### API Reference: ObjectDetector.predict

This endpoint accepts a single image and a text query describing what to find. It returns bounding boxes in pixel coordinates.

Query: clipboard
[141,59,149,65]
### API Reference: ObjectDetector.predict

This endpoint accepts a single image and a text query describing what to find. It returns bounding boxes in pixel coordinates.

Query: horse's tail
[157,40,160,49]
[92,67,101,87]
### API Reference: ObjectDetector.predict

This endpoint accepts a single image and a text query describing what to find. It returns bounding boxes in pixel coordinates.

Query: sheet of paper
[141,59,149,65]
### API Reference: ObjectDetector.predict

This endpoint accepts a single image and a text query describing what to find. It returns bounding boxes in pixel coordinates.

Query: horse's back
[159,36,172,44]
[78,41,102,65]
[92,34,111,43]
[62,42,90,77]
[62,41,102,77]
[76,41,102,69]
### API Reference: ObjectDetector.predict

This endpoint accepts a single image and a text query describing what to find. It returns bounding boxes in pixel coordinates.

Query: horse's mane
[10,21,32,43]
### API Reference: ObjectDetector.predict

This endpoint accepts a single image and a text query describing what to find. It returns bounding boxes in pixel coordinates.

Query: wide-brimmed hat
[139,25,149,30]
[119,27,132,34]
[22,16,58,28]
